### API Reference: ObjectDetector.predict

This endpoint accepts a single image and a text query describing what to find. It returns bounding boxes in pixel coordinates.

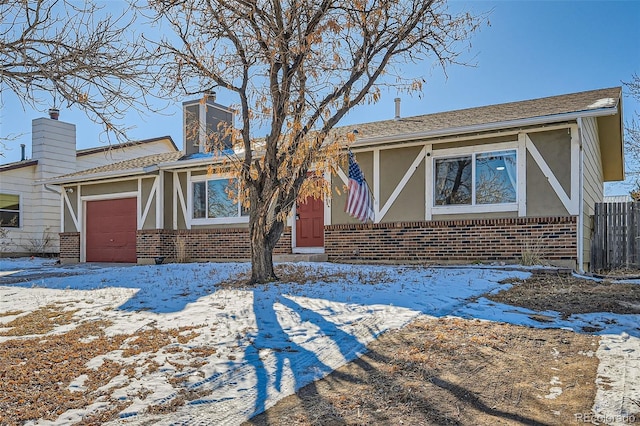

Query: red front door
[296,195,324,247]
[86,198,137,263]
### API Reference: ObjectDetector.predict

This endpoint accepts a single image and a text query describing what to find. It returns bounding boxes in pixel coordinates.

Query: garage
[85,198,137,263]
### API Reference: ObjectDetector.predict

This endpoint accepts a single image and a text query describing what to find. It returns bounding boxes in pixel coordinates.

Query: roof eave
[75,136,179,157]
[0,160,39,172]
[351,107,620,148]
[157,152,245,170]
[42,168,149,185]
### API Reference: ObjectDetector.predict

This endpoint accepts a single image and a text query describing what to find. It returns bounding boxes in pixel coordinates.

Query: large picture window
[434,150,517,208]
[192,178,248,223]
[0,193,20,227]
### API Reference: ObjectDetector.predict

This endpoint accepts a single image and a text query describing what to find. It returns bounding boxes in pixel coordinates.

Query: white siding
[581,116,604,270]
[0,165,50,255]
[1,118,176,256]
[32,118,77,177]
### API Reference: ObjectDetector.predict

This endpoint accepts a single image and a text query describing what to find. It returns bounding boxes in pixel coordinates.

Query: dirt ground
[246,272,640,426]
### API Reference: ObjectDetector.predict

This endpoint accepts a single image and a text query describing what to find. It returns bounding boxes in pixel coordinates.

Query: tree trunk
[249,215,285,284]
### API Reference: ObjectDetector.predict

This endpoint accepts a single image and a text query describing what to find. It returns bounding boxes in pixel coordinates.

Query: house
[46,88,623,271]
[0,112,179,256]
[603,195,632,203]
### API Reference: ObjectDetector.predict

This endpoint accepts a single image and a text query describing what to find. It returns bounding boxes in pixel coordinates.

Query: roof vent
[394,98,401,120]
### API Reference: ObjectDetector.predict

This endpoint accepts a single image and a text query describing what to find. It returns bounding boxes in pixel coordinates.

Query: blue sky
[1,1,639,193]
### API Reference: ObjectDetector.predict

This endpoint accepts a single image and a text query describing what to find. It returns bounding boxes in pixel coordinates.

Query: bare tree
[623,74,640,200]
[0,0,161,150]
[146,0,482,283]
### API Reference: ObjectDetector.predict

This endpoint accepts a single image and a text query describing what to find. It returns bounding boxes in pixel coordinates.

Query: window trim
[431,142,519,215]
[190,175,249,225]
[0,191,21,228]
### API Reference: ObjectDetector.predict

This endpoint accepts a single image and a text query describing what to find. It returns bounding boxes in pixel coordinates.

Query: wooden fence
[591,202,640,271]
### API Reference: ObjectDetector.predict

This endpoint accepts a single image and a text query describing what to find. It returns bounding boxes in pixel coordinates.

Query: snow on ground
[0,258,638,425]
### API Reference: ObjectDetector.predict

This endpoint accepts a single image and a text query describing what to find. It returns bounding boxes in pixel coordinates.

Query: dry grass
[175,236,190,263]
[520,237,547,266]
[246,272,640,425]
[246,317,599,426]
[0,318,127,425]
[490,273,640,321]
[219,263,391,288]
[0,305,78,336]
[0,306,206,426]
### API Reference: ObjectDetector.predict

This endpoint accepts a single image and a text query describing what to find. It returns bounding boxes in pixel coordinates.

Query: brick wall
[62,217,577,267]
[325,216,577,267]
[136,227,292,263]
[59,232,80,263]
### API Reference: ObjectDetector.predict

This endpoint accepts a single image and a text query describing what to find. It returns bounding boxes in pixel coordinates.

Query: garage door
[86,198,137,263]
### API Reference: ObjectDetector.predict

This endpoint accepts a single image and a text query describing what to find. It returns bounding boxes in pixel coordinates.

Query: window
[434,149,517,208]
[192,178,248,223]
[0,193,20,227]
[434,156,472,205]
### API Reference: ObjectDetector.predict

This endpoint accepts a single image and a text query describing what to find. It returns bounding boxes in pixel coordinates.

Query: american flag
[345,151,374,222]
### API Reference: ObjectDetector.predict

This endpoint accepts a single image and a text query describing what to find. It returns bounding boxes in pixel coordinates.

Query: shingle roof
[47,87,621,184]
[340,86,621,143]
[52,151,183,181]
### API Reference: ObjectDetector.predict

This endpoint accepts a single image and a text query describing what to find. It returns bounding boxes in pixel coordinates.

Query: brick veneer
[59,232,80,263]
[325,216,577,267]
[61,217,577,267]
[136,227,292,263]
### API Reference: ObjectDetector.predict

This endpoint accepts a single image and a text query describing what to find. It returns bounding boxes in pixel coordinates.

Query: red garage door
[86,198,137,263]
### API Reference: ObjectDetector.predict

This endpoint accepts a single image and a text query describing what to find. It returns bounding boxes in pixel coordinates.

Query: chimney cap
[48,108,60,120]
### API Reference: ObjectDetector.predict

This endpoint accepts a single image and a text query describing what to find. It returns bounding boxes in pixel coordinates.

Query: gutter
[40,167,151,185]
[156,152,246,170]
[351,107,620,148]
[40,157,223,186]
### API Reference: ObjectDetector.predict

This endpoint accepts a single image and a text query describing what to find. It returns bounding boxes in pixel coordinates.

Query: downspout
[576,118,585,273]
[43,184,61,194]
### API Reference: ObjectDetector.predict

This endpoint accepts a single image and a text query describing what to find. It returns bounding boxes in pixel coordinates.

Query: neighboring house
[47,88,623,271]
[0,114,179,256]
[603,195,632,203]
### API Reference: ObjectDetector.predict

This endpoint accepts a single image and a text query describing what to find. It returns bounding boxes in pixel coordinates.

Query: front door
[296,195,324,248]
